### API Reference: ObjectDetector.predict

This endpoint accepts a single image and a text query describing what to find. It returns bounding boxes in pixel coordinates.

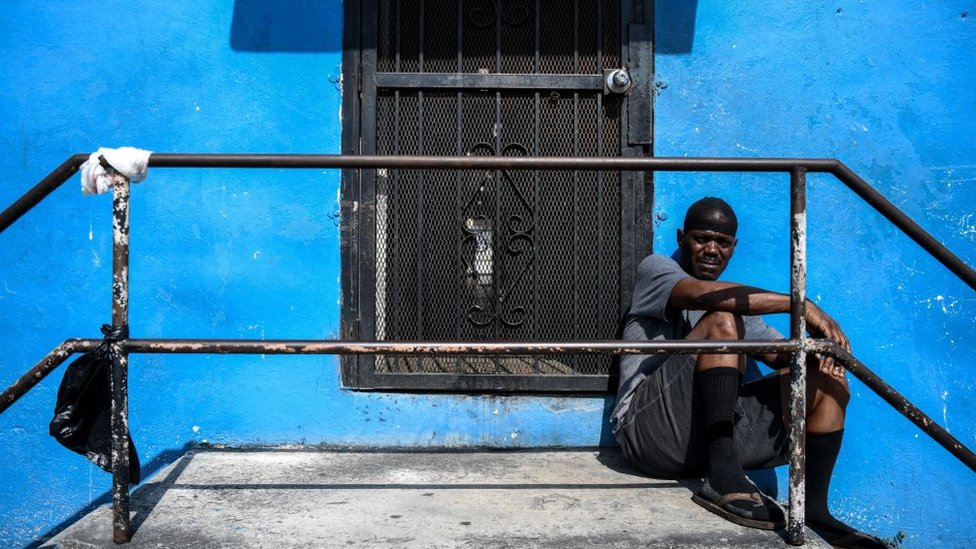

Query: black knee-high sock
[695,367,754,495]
[806,429,855,537]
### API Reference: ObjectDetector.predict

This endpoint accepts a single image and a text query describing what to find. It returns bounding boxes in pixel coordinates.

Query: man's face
[677,224,737,281]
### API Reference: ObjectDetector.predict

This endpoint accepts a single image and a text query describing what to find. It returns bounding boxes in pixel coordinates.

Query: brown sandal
[691,480,786,530]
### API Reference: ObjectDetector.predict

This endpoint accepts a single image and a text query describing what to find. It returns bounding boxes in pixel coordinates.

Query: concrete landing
[44,448,829,548]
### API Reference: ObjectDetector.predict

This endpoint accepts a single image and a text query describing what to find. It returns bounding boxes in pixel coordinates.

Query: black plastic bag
[49,338,141,484]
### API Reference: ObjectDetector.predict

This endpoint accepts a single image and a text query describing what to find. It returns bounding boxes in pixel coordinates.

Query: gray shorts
[615,354,788,478]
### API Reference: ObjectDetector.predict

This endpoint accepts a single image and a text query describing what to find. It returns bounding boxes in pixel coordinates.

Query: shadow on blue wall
[28,444,196,549]
[230,0,341,52]
[230,0,693,55]
[655,0,697,54]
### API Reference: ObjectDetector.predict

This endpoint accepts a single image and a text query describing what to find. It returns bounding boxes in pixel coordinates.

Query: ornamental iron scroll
[468,0,532,28]
[461,142,534,330]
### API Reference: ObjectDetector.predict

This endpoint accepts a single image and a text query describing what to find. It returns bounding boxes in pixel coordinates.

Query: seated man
[611,197,885,548]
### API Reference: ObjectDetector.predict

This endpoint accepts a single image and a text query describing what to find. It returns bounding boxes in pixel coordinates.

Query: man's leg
[775,362,886,547]
[788,362,849,531]
[801,357,849,435]
[781,365,881,546]
[687,311,773,522]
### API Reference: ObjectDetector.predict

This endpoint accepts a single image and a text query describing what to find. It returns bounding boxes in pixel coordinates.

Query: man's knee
[696,311,745,340]
[809,366,851,409]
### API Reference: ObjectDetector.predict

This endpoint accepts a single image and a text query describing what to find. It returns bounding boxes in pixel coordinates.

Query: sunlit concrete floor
[43,448,828,548]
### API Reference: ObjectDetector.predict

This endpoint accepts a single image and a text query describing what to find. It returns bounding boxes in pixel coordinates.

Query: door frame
[340,0,653,393]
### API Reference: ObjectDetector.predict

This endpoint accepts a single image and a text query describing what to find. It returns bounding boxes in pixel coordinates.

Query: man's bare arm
[669,278,850,379]
[669,278,791,315]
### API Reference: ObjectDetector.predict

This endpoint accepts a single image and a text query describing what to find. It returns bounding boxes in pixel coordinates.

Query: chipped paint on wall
[0,1,975,548]
[654,2,976,547]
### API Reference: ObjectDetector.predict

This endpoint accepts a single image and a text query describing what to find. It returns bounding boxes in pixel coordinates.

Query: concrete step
[44,448,829,548]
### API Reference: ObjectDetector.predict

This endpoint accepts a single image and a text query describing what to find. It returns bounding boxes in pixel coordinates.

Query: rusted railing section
[0,154,87,233]
[4,337,974,474]
[108,165,132,543]
[0,339,99,415]
[2,154,975,293]
[807,340,976,471]
[787,168,809,541]
[2,153,976,545]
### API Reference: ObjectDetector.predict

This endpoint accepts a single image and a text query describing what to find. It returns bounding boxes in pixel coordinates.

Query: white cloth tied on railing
[80,147,152,195]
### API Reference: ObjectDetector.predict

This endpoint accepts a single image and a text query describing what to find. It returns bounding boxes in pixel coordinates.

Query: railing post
[110,170,132,544]
[788,168,808,545]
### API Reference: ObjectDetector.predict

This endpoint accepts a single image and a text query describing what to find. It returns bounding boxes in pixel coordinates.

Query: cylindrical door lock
[604,68,632,95]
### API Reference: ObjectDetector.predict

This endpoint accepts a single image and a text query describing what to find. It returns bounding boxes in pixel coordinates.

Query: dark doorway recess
[341,0,654,393]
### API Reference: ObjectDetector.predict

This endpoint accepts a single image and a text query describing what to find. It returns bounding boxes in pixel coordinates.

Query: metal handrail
[3,154,974,291]
[0,154,88,233]
[4,336,975,474]
[1,153,975,545]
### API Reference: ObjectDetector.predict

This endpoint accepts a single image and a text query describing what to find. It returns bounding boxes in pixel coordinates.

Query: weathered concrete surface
[43,448,828,548]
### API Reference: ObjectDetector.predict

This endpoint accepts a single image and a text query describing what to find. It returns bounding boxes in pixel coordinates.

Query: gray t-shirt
[611,254,783,427]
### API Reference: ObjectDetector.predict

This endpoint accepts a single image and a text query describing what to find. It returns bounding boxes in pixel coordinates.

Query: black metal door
[342,0,653,392]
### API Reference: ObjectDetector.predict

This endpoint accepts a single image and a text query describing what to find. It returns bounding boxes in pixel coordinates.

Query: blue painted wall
[653,1,976,547]
[0,1,972,547]
[0,2,609,546]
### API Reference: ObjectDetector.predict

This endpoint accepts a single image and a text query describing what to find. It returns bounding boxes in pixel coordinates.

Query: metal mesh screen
[378,0,621,74]
[375,90,621,375]
[371,0,623,378]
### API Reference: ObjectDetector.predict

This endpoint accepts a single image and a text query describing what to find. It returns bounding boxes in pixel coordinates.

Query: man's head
[677,197,738,280]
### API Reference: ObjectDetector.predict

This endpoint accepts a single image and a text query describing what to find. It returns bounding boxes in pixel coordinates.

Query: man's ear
[676,229,684,246]
[729,237,739,256]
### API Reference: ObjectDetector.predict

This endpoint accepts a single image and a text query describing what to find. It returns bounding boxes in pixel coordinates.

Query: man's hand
[805,302,850,380]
